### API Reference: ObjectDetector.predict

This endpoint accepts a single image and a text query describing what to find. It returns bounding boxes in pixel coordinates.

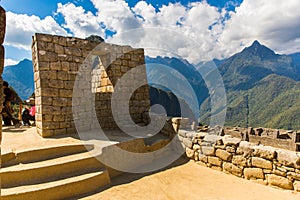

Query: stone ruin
[32,33,150,137]
[0,6,6,155]
[177,125,300,192]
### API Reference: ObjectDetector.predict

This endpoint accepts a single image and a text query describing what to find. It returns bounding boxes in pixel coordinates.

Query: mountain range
[4,41,300,130]
[3,59,34,100]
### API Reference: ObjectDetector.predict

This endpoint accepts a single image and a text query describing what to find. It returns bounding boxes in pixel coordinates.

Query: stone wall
[178,128,300,192]
[221,126,300,151]
[32,33,150,137]
[0,6,6,163]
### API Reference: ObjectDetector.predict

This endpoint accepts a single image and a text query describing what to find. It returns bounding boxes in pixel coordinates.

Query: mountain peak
[241,40,276,59]
[251,40,261,47]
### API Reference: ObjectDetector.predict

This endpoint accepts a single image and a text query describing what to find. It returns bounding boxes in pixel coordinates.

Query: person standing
[22,98,35,126]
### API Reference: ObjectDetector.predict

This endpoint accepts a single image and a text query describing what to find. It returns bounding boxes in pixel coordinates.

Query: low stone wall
[222,126,299,151]
[178,129,300,192]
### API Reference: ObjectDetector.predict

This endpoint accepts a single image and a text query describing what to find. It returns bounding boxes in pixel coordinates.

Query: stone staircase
[0,133,175,199]
[1,144,111,200]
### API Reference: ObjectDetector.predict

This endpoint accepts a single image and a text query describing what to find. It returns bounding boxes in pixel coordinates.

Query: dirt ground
[82,160,300,200]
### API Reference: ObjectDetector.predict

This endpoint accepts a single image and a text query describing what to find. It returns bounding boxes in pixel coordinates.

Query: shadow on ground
[73,156,189,200]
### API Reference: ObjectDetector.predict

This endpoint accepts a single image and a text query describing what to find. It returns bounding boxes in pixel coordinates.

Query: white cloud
[4,58,18,67]
[56,3,105,38]
[5,0,300,63]
[5,12,68,50]
[217,0,300,56]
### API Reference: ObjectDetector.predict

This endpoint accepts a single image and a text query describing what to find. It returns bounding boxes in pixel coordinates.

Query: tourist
[22,97,35,126]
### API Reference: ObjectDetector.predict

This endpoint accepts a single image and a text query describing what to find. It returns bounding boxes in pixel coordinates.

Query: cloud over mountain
[4,0,300,63]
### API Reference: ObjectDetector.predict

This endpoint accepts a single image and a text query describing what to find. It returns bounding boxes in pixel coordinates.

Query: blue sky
[1,0,300,65]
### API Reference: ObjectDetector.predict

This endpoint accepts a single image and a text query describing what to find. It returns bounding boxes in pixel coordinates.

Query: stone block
[193,144,201,151]
[203,134,222,144]
[50,61,62,71]
[42,88,59,97]
[208,156,222,167]
[223,162,243,177]
[0,6,6,44]
[57,71,69,80]
[185,147,194,158]
[294,181,300,192]
[198,154,208,163]
[232,155,248,167]
[216,149,232,161]
[59,89,73,98]
[54,128,67,135]
[274,169,287,177]
[252,157,273,169]
[226,146,236,153]
[277,149,300,168]
[201,146,215,156]
[37,62,50,71]
[266,174,294,190]
[287,172,300,181]
[253,145,276,160]
[236,141,253,156]
[182,138,193,149]
[38,50,58,62]
[244,168,264,180]
[49,79,64,89]
[222,137,241,146]
[54,44,64,54]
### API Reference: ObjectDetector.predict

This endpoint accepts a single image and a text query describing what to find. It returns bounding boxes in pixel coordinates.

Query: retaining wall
[178,128,300,192]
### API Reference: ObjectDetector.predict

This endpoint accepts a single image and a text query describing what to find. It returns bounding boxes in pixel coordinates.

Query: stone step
[1,170,111,200]
[2,144,94,167]
[1,150,104,188]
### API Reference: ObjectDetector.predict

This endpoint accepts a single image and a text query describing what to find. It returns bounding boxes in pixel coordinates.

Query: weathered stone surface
[198,154,208,163]
[236,141,253,157]
[194,132,206,139]
[232,155,248,167]
[222,137,241,146]
[193,144,201,151]
[274,169,287,177]
[208,156,222,167]
[253,145,276,160]
[277,149,300,168]
[267,174,294,190]
[216,149,232,161]
[203,134,222,144]
[0,6,6,44]
[252,157,273,169]
[294,181,300,192]
[223,162,243,177]
[201,146,215,156]
[182,138,193,149]
[226,146,236,153]
[244,168,264,180]
[287,172,300,181]
[185,147,194,158]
